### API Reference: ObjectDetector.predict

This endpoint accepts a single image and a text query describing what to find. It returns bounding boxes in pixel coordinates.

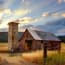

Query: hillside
[58,36,65,43]
[0,32,23,42]
[0,32,65,43]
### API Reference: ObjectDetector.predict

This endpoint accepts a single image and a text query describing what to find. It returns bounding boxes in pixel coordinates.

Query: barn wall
[45,41,61,50]
[19,30,43,51]
[19,29,61,52]
[19,29,34,51]
[32,40,42,50]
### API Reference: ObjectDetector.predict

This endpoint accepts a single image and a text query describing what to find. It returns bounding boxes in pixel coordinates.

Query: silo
[8,20,19,52]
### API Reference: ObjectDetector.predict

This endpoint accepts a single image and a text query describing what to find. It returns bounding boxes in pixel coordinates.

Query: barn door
[25,40,32,50]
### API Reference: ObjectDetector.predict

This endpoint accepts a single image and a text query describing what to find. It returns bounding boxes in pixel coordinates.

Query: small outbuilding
[19,28,61,52]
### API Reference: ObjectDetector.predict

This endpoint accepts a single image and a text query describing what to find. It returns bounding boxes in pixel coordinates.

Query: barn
[19,28,61,52]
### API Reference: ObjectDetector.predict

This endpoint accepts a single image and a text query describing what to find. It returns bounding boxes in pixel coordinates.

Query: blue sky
[0,0,65,35]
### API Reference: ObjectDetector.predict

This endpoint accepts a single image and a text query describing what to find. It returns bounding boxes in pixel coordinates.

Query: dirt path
[0,53,37,65]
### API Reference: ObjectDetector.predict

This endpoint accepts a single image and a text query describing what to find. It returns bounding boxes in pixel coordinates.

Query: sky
[0,0,65,35]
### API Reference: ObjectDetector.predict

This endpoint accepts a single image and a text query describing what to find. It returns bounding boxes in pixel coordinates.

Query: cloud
[0,28,8,32]
[0,0,13,9]
[19,17,34,24]
[42,12,49,17]
[42,12,60,17]
[0,9,12,16]
[20,24,34,28]
[52,13,59,16]
[58,0,62,4]
[56,28,65,35]
[4,9,12,15]
[0,9,12,23]
[0,16,34,29]
[57,28,65,33]
[19,12,65,26]
[61,13,65,17]
[0,8,31,28]
[0,19,19,29]
[58,0,65,4]
[42,12,65,18]
[14,9,31,16]
[19,25,42,32]
[19,16,42,24]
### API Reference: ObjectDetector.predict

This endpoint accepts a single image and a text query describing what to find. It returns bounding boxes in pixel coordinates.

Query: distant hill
[58,36,65,43]
[0,32,23,42]
[0,32,65,43]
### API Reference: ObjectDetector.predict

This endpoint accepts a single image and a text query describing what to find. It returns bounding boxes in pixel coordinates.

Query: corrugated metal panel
[28,29,41,40]
[27,28,60,41]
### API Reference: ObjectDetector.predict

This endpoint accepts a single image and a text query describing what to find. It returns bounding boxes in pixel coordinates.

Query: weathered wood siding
[8,22,18,51]
[19,29,61,52]
[19,29,34,51]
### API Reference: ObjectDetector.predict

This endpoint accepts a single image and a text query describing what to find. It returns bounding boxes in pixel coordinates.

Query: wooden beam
[43,42,48,65]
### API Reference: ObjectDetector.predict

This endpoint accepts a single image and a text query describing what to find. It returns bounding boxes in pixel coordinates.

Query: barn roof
[27,28,60,41]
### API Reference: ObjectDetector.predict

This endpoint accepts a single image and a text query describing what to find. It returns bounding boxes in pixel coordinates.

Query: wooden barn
[19,29,61,52]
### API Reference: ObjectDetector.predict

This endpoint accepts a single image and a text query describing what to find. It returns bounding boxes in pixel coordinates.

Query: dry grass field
[0,42,65,65]
[0,43,8,51]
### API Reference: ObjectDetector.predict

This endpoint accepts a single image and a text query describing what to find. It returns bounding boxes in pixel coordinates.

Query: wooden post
[43,42,47,65]
[58,42,61,53]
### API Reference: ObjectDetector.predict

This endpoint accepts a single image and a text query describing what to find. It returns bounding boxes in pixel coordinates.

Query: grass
[0,43,8,51]
[22,50,43,62]
[21,51,65,65]
[21,43,65,65]
[34,52,65,65]
[0,42,65,65]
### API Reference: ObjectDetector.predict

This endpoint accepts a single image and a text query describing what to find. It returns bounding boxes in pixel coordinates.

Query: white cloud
[14,9,31,16]
[19,17,34,24]
[19,16,42,24]
[0,8,30,18]
[42,12,49,17]
[0,9,12,17]
[4,9,12,15]
[0,10,4,23]
[42,12,65,18]
[0,9,12,24]
[0,8,31,29]
[0,9,65,30]
[22,0,25,3]
[0,19,19,29]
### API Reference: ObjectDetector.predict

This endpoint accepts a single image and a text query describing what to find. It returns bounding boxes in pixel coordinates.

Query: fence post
[43,42,48,65]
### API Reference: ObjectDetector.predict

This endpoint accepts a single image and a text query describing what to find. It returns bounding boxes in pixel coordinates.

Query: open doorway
[25,40,32,50]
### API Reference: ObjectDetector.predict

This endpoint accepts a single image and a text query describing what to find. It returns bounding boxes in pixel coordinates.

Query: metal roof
[27,28,60,41]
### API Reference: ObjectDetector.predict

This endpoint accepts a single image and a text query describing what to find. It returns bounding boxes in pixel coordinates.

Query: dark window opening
[25,40,32,50]
[41,40,43,43]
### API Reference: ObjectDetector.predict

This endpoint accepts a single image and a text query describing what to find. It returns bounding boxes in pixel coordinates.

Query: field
[0,43,8,51]
[0,42,65,65]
